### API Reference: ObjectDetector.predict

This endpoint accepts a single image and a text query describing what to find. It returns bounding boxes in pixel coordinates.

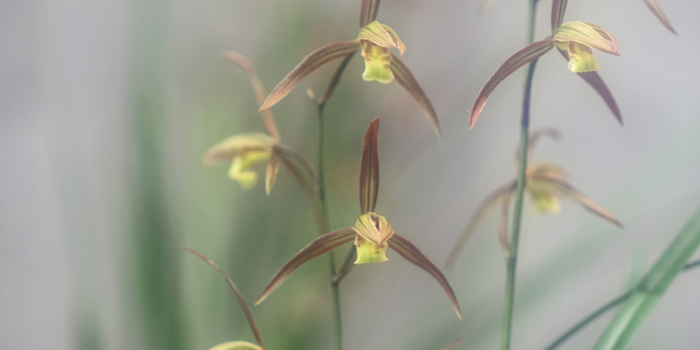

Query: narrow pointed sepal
[389,233,462,319]
[183,247,265,348]
[644,0,676,34]
[256,228,356,304]
[578,71,623,124]
[209,341,263,350]
[445,182,515,269]
[223,51,280,141]
[359,0,381,27]
[469,39,554,128]
[551,0,569,33]
[259,41,361,111]
[360,118,381,213]
[390,55,441,137]
[530,176,623,227]
[265,154,280,195]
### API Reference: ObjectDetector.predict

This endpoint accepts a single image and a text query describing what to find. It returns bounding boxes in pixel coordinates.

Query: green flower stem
[545,259,700,350]
[316,52,355,350]
[502,1,539,349]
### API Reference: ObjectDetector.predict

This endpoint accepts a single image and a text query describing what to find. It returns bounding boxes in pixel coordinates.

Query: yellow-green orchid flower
[469,0,621,128]
[257,0,440,137]
[446,128,623,267]
[183,247,265,350]
[255,117,461,319]
[202,52,318,196]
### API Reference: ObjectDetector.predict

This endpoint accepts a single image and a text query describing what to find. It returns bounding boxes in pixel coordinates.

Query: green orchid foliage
[446,128,623,267]
[255,117,462,319]
[257,0,441,137]
[469,0,622,128]
[201,52,318,195]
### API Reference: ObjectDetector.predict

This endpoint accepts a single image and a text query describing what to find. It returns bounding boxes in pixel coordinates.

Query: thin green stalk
[316,52,355,350]
[545,259,700,350]
[502,1,539,349]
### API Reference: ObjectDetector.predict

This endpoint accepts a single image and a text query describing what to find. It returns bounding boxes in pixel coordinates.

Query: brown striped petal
[259,41,361,111]
[256,228,356,304]
[551,0,568,33]
[359,0,381,27]
[469,39,554,128]
[183,247,265,348]
[389,233,462,319]
[390,55,441,138]
[644,0,676,34]
[360,117,381,214]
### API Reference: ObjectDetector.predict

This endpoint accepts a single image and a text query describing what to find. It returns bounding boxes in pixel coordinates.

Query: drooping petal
[442,338,467,350]
[644,0,676,34]
[359,0,381,27]
[201,133,275,166]
[265,154,280,195]
[183,247,265,349]
[361,42,395,83]
[223,51,280,141]
[390,55,441,137]
[358,21,405,55]
[256,228,356,304]
[469,39,554,128]
[259,41,361,111]
[551,0,569,33]
[278,156,325,234]
[553,22,619,56]
[530,176,623,227]
[445,182,516,269]
[578,71,622,125]
[360,117,381,214]
[389,233,462,319]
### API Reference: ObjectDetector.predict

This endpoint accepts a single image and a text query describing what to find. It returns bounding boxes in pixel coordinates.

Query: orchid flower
[446,128,623,267]
[255,117,461,319]
[202,52,318,196]
[469,0,622,128]
[257,0,440,136]
[183,247,265,350]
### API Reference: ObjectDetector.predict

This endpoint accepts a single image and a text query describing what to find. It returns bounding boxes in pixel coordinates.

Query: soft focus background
[2,0,700,349]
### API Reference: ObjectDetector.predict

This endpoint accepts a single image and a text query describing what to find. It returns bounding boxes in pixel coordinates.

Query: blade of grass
[594,206,700,350]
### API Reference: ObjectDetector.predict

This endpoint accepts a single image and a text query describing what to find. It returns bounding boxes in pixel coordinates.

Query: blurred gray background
[2,0,699,349]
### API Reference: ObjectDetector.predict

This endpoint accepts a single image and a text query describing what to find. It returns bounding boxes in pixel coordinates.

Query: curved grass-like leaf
[256,228,355,304]
[644,0,676,34]
[551,0,569,33]
[259,41,361,111]
[445,182,516,269]
[389,233,462,319]
[360,0,381,27]
[469,39,554,128]
[223,51,280,141]
[530,176,622,227]
[360,117,381,214]
[594,206,700,349]
[274,144,319,186]
[183,247,264,348]
[390,55,441,137]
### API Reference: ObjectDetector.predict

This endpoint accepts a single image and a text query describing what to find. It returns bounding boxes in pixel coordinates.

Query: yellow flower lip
[352,212,395,264]
[201,133,277,189]
[357,22,406,83]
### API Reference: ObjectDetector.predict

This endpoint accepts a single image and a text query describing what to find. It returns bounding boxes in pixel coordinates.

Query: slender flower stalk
[502,1,538,349]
